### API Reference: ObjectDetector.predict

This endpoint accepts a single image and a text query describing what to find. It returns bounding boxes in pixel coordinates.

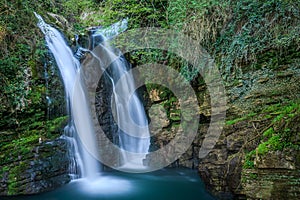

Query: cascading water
[88,28,151,169]
[36,12,150,175]
[35,13,99,179]
[17,13,217,200]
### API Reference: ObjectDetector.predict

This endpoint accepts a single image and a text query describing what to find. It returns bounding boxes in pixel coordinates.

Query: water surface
[6,168,215,200]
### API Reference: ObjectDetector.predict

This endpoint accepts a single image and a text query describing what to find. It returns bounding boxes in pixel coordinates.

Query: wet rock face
[196,65,300,199]
[241,138,300,200]
[198,121,254,199]
[144,81,208,169]
[242,169,300,200]
[95,68,118,144]
[255,149,297,170]
[0,138,70,195]
[144,63,300,199]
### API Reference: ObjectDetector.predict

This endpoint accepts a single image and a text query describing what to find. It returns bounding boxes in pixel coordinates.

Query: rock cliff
[0,136,70,195]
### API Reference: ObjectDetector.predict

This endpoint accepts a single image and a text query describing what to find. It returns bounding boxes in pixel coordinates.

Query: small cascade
[35,13,99,179]
[88,28,151,170]
[62,123,84,179]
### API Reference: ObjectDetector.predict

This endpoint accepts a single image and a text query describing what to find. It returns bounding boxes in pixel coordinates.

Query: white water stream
[36,13,150,178]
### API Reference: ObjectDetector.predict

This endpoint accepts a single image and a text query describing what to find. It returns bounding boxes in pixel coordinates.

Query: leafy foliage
[167,0,300,78]
[97,0,167,28]
[217,0,300,76]
[0,0,97,131]
[0,0,58,130]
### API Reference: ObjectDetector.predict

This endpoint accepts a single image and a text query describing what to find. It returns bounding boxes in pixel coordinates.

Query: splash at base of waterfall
[118,153,148,171]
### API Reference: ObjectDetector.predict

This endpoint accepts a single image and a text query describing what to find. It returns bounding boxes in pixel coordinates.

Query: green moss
[226,112,257,125]
[0,137,37,166]
[0,165,9,179]
[243,150,256,169]
[263,101,299,114]
[226,117,247,125]
[46,116,68,136]
[288,113,296,118]
[243,159,255,169]
[247,112,257,118]
[257,142,269,155]
[7,182,18,195]
[2,135,39,150]
[256,134,285,155]
[7,161,29,195]
[268,135,283,150]
[249,173,258,179]
[264,114,273,119]
[0,115,67,167]
[170,112,181,121]
[256,102,299,156]
[263,127,274,137]
[243,101,300,170]
[2,166,9,172]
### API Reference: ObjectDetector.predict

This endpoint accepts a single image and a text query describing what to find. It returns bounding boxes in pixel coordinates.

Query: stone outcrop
[242,169,300,199]
[241,147,300,199]
[197,65,300,199]
[145,64,300,199]
[254,149,297,170]
[0,137,70,195]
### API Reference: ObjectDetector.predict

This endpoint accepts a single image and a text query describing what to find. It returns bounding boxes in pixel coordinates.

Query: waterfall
[88,28,150,169]
[36,13,150,175]
[35,13,99,179]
